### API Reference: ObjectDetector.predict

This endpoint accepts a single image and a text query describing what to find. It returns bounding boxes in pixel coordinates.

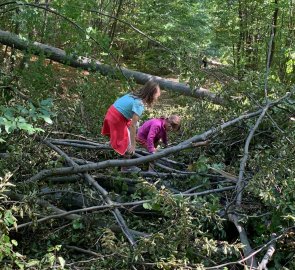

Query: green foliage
[248,126,295,228]
[131,193,241,269]
[0,173,25,269]
[38,245,66,270]
[72,218,84,230]
[16,58,58,100]
[77,74,121,134]
[0,172,67,269]
[0,98,54,141]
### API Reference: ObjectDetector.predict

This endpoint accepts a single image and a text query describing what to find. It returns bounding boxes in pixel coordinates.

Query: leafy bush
[0,98,55,142]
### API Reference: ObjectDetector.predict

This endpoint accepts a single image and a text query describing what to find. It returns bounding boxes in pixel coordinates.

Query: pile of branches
[6,91,294,269]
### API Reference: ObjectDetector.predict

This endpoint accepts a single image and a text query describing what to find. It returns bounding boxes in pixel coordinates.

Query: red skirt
[101,105,131,155]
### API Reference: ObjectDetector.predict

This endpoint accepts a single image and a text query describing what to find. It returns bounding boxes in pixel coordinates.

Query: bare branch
[14,187,234,229]
[6,191,80,221]
[228,213,258,267]
[236,103,270,206]
[47,139,111,150]
[208,167,238,182]
[43,140,137,246]
[205,227,294,270]
[64,245,102,257]
[258,233,277,270]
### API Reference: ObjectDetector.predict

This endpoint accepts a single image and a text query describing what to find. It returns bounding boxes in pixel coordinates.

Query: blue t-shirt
[113,94,144,119]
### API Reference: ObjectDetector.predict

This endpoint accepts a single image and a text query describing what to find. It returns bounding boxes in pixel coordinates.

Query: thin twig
[64,245,102,257]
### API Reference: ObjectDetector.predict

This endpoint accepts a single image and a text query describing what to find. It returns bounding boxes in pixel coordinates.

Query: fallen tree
[4,89,293,269]
[0,29,224,104]
[23,91,291,184]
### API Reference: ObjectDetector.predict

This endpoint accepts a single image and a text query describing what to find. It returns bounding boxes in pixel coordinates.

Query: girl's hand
[127,145,136,155]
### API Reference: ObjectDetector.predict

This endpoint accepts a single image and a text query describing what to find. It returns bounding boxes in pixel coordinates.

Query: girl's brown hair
[167,115,181,131]
[133,80,160,107]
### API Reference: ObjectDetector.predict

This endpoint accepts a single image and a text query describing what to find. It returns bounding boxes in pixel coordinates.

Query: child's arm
[162,131,168,147]
[147,125,160,153]
[129,113,140,154]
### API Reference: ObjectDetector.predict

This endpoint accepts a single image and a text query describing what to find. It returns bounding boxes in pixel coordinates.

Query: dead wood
[14,187,236,229]
[227,93,291,268]
[24,93,291,184]
[64,245,101,257]
[5,191,81,229]
[43,139,137,246]
[45,175,82,183]
[208,167,237,182]
[0,29,224,104]
[258,233,277,270]
[228,213,258,267]
[38,188,101,210]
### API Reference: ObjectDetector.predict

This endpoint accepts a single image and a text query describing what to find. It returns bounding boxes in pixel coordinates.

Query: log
[0,29,223,104]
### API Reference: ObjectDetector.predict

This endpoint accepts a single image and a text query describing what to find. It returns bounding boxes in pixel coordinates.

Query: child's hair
[133,80,160,106]
[167,115,181,131]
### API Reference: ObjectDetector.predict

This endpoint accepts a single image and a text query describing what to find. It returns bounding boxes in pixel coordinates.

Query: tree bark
[0,29,224,105]
[109,0,124,45]
[269,0,279,66]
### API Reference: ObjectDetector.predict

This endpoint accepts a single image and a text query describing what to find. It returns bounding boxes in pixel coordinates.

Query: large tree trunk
[0,29,224,104]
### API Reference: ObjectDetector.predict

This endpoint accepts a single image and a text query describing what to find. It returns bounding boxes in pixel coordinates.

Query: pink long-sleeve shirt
[137,118,168,153]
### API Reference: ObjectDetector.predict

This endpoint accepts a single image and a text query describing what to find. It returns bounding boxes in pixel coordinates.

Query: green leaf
[16,116,27,123]
[11,239,18,246]
[58,256,66,269]
[40,115,53,124]
[26,260,40,267]
[2,234,11,243]
[16,105,28,114]
[72,219,83,229]
[17,122,35,134]
[4,210,16,226]
[40,98,53,107]
[4,120,15,133]
[143,203,152,210]
[4,108,15,120]
[17,122,34,131]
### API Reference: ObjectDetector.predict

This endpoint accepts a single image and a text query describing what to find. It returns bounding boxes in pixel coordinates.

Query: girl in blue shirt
[101,80,161,163]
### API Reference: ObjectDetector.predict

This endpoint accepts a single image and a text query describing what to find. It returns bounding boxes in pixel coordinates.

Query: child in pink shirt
[136,115,181,171]
[137,115,181,153]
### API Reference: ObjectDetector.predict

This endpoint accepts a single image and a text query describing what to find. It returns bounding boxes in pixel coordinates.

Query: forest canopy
[0,0,294,269]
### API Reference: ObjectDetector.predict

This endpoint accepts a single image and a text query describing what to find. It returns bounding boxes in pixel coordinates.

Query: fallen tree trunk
[24,91,291,184]
[0,29,223,104]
